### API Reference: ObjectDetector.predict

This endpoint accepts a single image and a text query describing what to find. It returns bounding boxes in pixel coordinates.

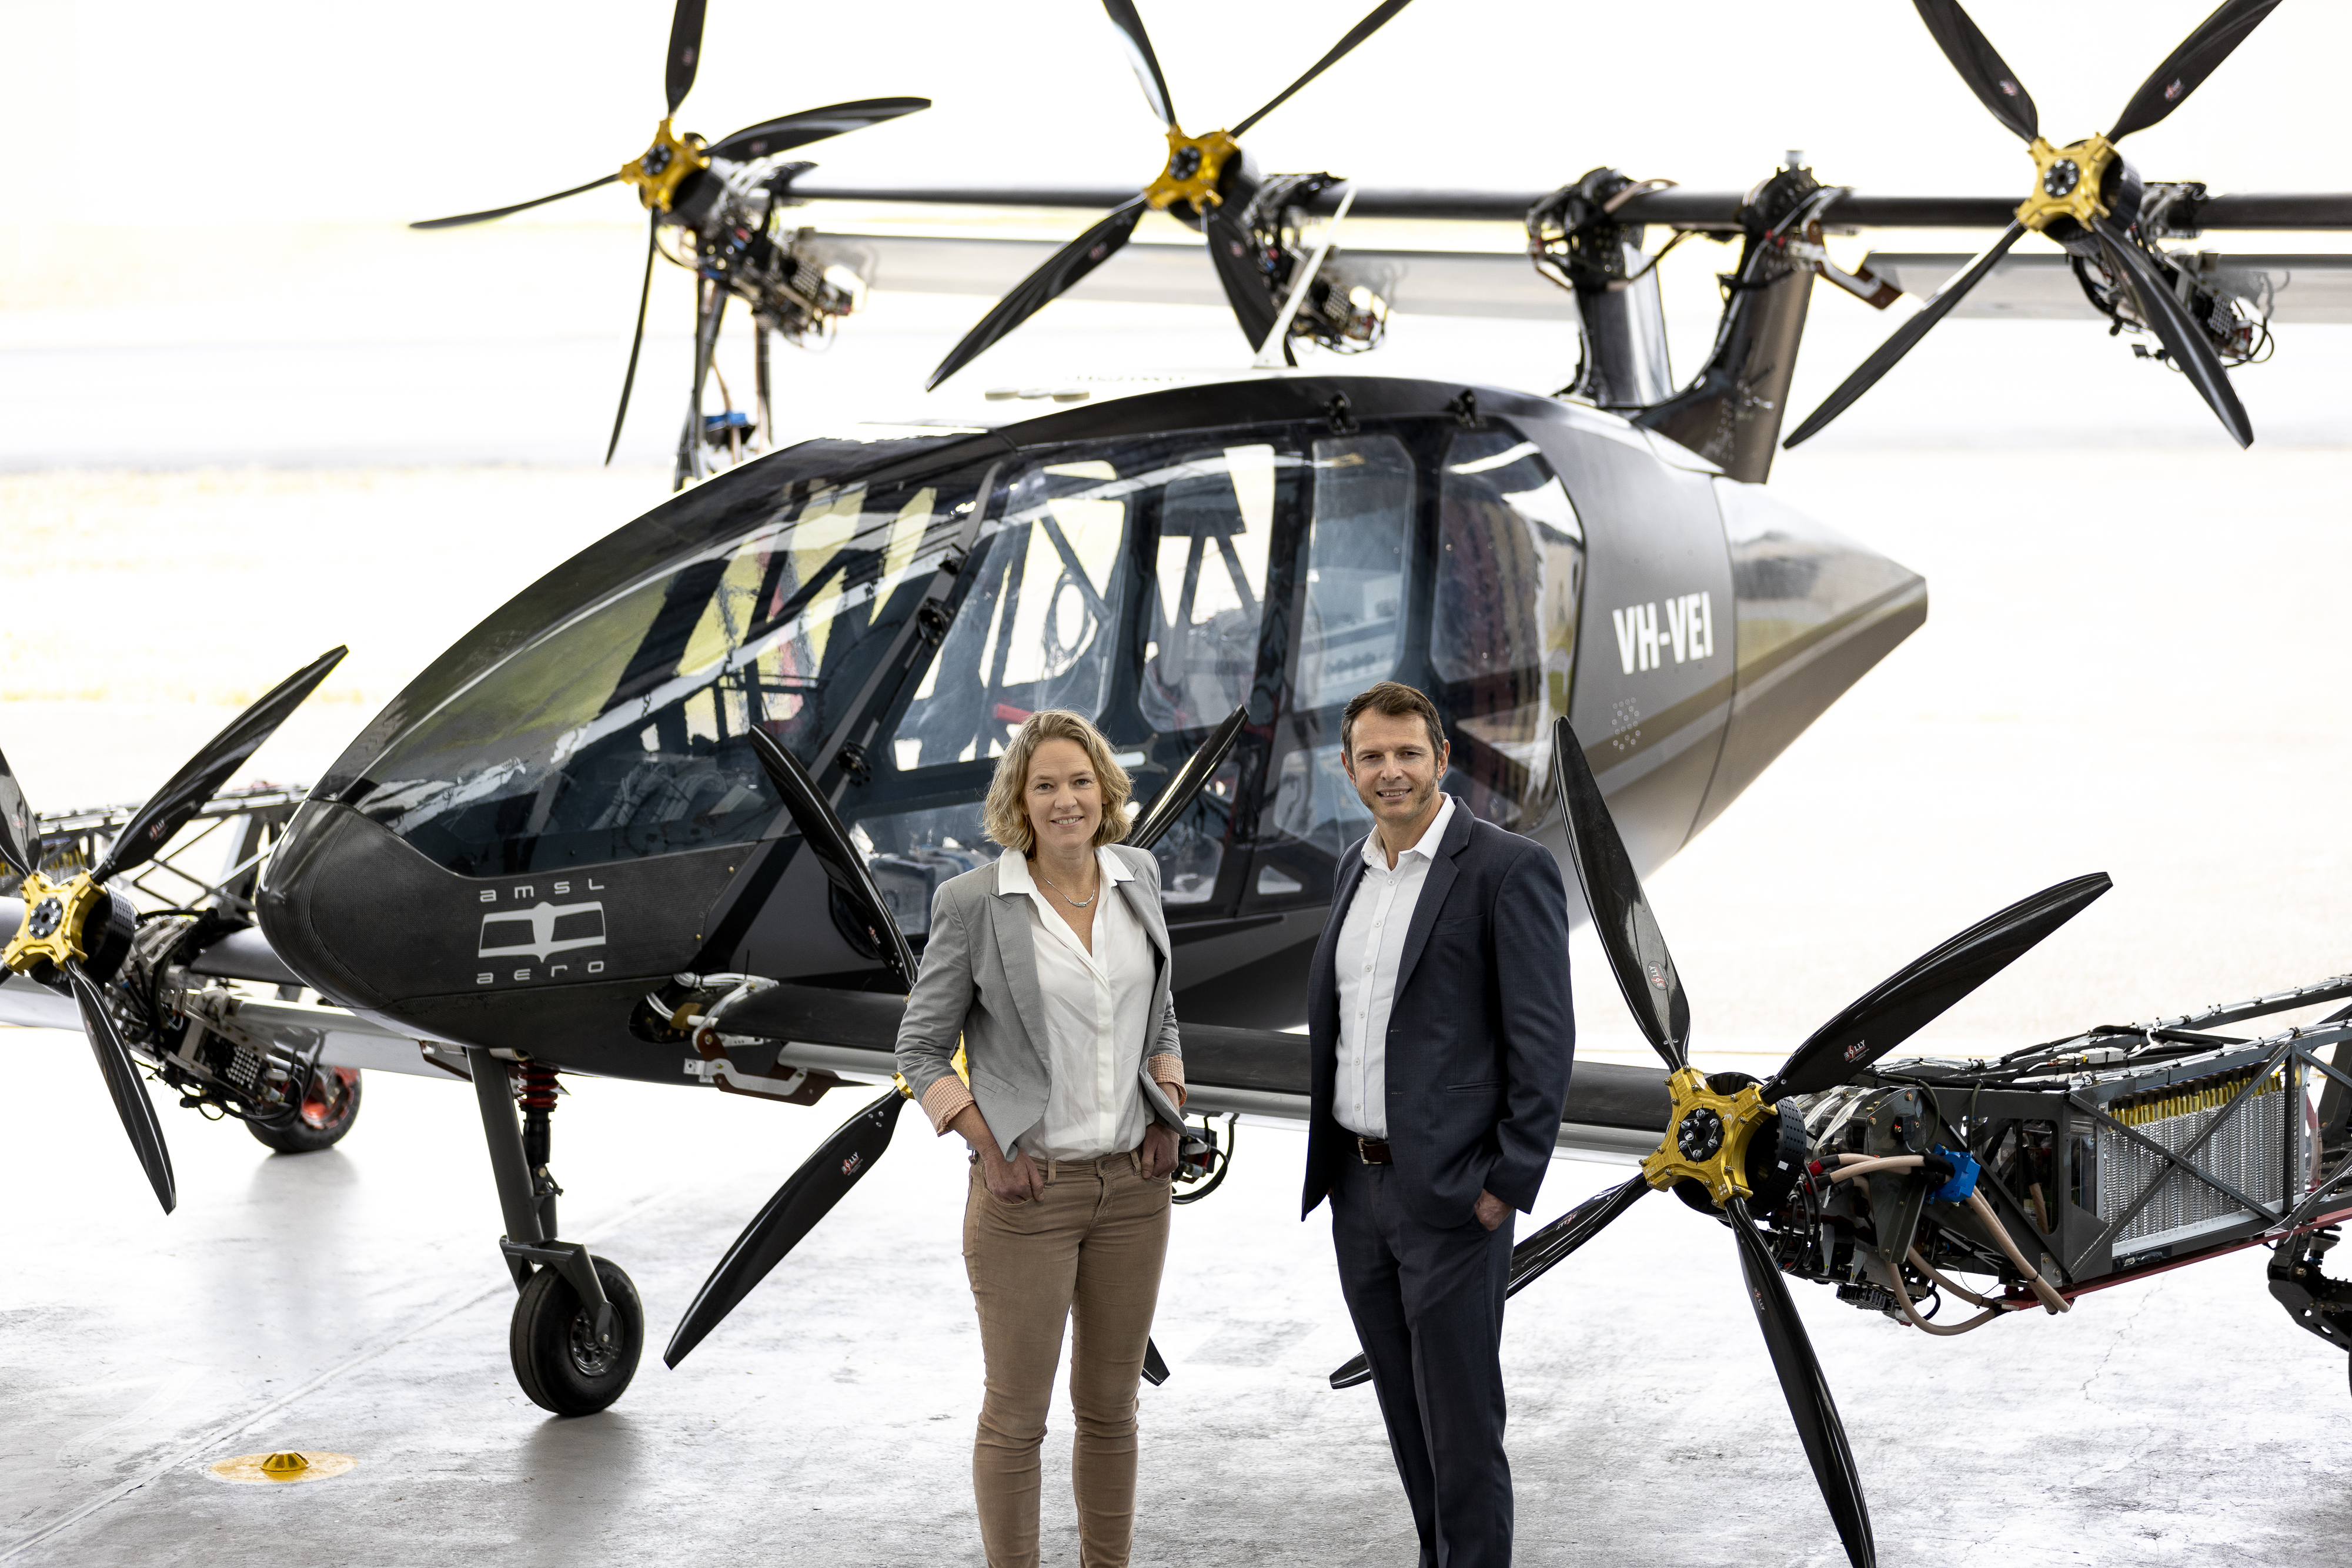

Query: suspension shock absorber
[515,1059,563,1237]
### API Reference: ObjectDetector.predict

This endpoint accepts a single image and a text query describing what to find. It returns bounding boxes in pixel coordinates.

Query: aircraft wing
[791,182,2352,233]
[1865,252,2352,322]
[731,983,1668,1164]
[814,231,1573,319]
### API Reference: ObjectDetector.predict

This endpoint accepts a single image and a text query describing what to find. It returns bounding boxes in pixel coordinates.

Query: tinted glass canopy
[356,469,983,875]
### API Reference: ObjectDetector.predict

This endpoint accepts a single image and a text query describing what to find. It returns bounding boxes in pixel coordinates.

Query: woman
[896,709,1187,1568]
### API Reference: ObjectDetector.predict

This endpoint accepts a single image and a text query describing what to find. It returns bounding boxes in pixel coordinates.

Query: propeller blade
[0,745,35,878]
[1728,1199,1873,1567]
[1128,706,1246,851]
[1505,1172,1652,1298]
[1782,220,2026,449]
[1910,0,2038,143]
[663,1089,903,1368]
[2093,217,2254,448]
[66,961,176,1213]
[664,0,708,115]
[706,98,933,162]
[1231,0,1414,138]
[606,213,660,467]
[1548,719,1688,1072]
[1765,872,2111,1101]
[748,731,918,989]
[926,197,1149,390]
[93,647,347,885]
[1205,204,1284,352]
[409,174,620,231]
[1329,1174,1651,1389]
[1102,1,1178,128]
[2110,0,2283,142]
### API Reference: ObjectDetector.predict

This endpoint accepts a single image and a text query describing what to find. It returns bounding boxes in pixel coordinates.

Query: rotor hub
[1641,1066,1780,1207]
[2015,135,2117,233]
[619,116,710,214]
[3,870,104,976]
[1676,1106,1725,1162]
[1144,126,1240,214]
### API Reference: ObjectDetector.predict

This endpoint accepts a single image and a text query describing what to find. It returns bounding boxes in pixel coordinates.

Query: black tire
[509,1255,643,1416]
[247,1066,362,1154]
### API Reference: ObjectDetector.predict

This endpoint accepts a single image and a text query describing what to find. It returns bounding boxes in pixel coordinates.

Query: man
[1303,680,1575,1568]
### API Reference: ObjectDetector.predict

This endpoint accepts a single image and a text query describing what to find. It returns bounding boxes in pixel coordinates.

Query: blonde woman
[896,709,1187,1568]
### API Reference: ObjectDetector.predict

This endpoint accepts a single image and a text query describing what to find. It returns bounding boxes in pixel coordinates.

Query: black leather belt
[1356,1137,1392,1165]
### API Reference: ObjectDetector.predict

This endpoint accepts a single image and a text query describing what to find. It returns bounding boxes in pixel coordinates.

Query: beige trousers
[963,1148,1171,1568]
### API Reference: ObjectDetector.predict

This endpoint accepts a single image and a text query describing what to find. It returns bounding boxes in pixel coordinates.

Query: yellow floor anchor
[207,1450,359,1485]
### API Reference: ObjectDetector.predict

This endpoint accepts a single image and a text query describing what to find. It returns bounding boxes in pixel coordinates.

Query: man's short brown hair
[1340,681,1446,759]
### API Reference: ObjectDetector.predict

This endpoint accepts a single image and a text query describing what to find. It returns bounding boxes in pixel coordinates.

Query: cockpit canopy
[347,410,1585,899]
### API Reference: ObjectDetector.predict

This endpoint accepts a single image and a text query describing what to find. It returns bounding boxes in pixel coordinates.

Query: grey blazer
[894,843,1185,1161]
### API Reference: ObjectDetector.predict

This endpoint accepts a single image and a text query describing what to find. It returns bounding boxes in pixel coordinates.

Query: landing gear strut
[469,1049,643,1415]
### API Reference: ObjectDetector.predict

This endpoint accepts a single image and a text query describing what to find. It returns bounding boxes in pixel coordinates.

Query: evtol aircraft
[10,2,2352,1566]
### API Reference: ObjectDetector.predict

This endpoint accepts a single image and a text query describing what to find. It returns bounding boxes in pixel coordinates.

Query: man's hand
[1474,1189,1509,1231]
[1140,1122,1180,1179]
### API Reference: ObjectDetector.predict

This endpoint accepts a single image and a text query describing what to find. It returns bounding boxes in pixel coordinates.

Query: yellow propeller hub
[2014,135,2117,233]
[1144,126,1241,213]
[2,868,103,975]
[1640,1066,1780,1207]
[619,117,710,214]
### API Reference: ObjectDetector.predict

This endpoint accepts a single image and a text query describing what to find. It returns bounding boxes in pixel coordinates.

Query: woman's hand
[986,1147,1044,1204]
[950,1103,1043,1203]
[1140,1122,1180,1181]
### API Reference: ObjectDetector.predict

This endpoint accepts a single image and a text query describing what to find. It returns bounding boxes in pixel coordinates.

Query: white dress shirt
[998,846,1157,1161]
[1332,793,1456,1140]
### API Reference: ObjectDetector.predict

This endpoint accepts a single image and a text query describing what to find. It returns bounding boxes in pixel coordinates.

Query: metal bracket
[500,1238,619,1351]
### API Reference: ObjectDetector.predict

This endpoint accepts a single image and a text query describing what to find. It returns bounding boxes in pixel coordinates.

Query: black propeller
[664,0,707,116]
[666,717,1246,1366]
[405,0,927,463]
[926,0,1413,389]
[1549,717,1688,1071]
[1328,1171,1650,1389]
[1127,706,1245,852]
[1763,870,2111,1100]
[0,646,346,1213]
[664,1086,900,1368]
[1728,1196,1871,1561]
[94,648,349,885]
[1333,717,2113,1568]
[407,99,930,233]
[1787,0,2281,450]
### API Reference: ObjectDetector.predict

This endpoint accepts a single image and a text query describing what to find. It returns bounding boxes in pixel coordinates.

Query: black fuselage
[258,373,1924,1081]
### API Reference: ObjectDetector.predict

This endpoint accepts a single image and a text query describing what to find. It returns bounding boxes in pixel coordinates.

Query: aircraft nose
[1690,482,1927,836]
[258,798,426,1012]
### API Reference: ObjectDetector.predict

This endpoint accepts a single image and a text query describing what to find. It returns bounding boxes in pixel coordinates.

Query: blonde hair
[982,710,1134,854]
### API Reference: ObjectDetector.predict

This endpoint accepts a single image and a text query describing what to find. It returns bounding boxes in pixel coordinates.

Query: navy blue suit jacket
[1302,795,1576,1228]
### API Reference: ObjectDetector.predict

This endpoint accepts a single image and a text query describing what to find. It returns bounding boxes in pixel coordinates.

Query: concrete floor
[5,1047,2351,1568]
[7,289,2352,1563]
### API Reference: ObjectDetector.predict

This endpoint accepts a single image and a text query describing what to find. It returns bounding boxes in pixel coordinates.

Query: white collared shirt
[1332,793,1456,1141]
[998,846,1157,1161]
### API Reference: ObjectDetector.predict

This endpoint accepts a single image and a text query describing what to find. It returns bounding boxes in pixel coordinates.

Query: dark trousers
[1330,1156,1515,1568]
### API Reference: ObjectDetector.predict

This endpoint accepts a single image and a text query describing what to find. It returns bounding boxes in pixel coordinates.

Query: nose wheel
[510,1252,644,1416]
[469,1047,646,1415]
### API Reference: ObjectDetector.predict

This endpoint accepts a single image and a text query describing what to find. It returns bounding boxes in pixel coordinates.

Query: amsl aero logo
[474,878,609,984]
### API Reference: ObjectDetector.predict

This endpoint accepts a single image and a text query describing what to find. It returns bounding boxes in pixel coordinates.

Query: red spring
[515,1060,559,1112]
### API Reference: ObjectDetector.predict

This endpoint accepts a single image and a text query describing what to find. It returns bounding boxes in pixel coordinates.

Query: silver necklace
[1035,864,1099,907]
